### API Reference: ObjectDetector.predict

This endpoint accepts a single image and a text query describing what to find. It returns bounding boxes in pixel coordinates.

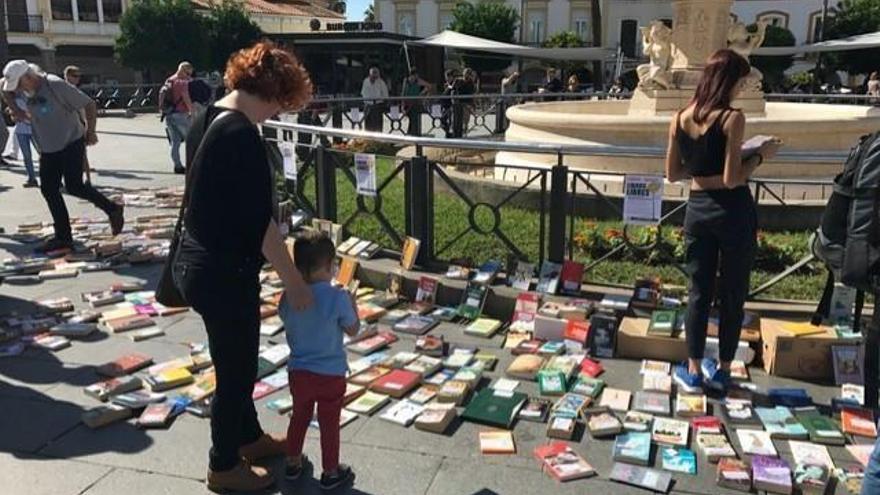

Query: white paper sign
[389,105,401,120]
[279,142,297,181]
[430,104,443,118]
[355,153,377,197]
[623,174,664,225]
[350,107,362,123]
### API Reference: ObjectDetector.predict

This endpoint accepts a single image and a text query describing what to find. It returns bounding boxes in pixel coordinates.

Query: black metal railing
[81,84,162,112]
[6,14,43,33]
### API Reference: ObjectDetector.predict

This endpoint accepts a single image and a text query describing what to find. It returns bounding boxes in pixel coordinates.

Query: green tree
[750,24,796,92]
[115,0,210,80]
[542,31,584,73]
[448,1,519,74]
[826,0,880,75]
[205,0,262,72]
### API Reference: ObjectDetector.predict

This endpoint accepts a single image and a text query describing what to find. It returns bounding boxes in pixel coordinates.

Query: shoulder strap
[811,269,836,326]
[177,110,236,224]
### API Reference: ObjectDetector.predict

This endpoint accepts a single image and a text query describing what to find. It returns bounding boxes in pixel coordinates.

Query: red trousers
[287,369,346,473]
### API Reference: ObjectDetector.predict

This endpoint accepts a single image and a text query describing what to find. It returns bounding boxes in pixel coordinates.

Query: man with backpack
[159,61,194,174]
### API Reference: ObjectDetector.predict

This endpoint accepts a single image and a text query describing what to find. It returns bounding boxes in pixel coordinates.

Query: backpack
[157,79,177,116]
[811,131,880,327]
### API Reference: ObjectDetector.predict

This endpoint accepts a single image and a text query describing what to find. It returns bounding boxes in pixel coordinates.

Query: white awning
[753,31,880,56]
[408,30,614,61]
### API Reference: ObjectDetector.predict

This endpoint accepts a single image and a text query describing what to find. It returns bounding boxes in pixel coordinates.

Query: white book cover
[379,400,424,426]
[652,417,689,446]
[736,429,777,457]
[789,440,835,469]
[260,344,290,366]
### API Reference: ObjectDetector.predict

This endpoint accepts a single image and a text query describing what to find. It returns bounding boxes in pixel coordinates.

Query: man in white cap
[2,59,124,253]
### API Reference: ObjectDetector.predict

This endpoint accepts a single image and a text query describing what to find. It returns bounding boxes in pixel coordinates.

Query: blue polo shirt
[280,281,358,377]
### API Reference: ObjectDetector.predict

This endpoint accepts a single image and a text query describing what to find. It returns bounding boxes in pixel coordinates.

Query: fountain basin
[498,100,880,177]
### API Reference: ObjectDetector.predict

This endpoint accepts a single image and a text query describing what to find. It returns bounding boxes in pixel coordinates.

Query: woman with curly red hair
[171,41,314,492]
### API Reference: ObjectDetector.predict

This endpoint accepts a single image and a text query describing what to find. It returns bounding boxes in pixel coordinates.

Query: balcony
[7,14,44,33]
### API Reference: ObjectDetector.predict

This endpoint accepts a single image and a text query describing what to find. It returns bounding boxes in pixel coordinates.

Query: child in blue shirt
[280,230,358,490]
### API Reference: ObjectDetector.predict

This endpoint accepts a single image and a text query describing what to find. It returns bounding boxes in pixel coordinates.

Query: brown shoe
[206,459,274,492]
[239,433,287,463]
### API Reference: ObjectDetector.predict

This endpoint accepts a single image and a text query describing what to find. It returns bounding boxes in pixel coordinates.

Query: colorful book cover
[789,440,834,469]
[794,463,830,494]
[479,430,515,454]
[534,442,596,481]
[509,261,535,291]
[647,310,677,336]
[717,458,751,492]
[472,260,502,285]
[841,407,878,438]
[661,447,696,475]
[613,432,652,465]
[832,345,864,385]
[537,369,567,396]
[519,397,551,422]
[756,406,809,439]
[634,391,670,416]
[795,407,845,445]
[610,463,672,493]
[558,261,585,295]
[752,455,792,493]
[736,429,777,456]
[457,281,488,320]
[400,237,421,270]
[623,411,654,432]
[414,276,439,305]
[588,312,618,359]
[535,261,562,295]
[652,417,689,446]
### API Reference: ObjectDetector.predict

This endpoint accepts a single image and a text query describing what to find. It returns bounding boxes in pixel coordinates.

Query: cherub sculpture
[637,21,674,90]
[728,20,768,91]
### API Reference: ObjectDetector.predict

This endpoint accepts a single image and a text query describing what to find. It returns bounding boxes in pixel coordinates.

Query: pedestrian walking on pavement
[64,65,93,183]
[1,60,124,253]
[159,61,194,174]
[13,92,37,187]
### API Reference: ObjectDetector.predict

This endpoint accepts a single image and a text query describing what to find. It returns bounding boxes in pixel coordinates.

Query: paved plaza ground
[0,115,866,495]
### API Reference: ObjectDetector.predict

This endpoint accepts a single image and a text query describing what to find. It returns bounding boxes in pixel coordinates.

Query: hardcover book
[588,311,618,358]
[652,417,689,446]
[369,369,421,398]
[345,391,390,415]
[613,432,652,465]
[634,391,670,416]
[661,447,696,475]
[717,458,752,492]
[347,331,397,355]
[85,375,143,401]
[736,429,778,456]
[464,318,503,338]
[534,315,566,342]
[130,327,164,342]
[696,431,736,462]
[511,339,543,356]
[436,380,470,405]
[145,367,194,392]
[841,383,865,406]
[415,335,447,357]
[623,411,654,432]
[832,345,864,385]
[509,292,540,333]
[519,397,551,423]
[379,400,424,427]
[461,388,528,429]
[383,351,420,369]
[335,257,358,287]
[534,442,597,482]
[558,260,584,295]
[631,277,661,310]
[50,322,98,338]
[676,394,707,417]
[610,463,673,494]
[795,407,845,445]
[479,430,515,454]
[752,455,792,495]
[562,320,589,350]
[535,261,562,295]
[587,410,623,437]
[768,388,813,408]
[407,384,439,404]
[599,388,632,412]
[31,334,71,351]
[400,237,421,270]
[457,281,489,320]
[570,375,604,398]
[721,398,762,427]
[841,407,877,438]
[756,406,809,439]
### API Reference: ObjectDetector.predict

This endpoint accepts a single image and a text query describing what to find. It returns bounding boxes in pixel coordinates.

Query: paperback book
[647,310,678,337]
[414,335,446,357]
[599,388,632,412]
[661,447,696,475]
[642,374,673,393]
[570,375,604,399]
[535,261,562,295]
[794,463,830,495]
[414,402,456,433]
[558,260,584,296]
[509,261,535,291]
[752,455,792,495]
[841,407,878,438]
[506,354,546,381]
[832,345,864,385]
[588,311,618,358]
[472,260,503,285]
[736,429,778,456]
[795,406,845,445]
[464,318,503,338]
[519,397,551,423]
[609,463,673,494]
[457,281,489,320]
[537,369,567,396]
[675,394,707,417]
[695,431,736,462]
[534,442,597,482]
[652,417,689,446]
[479,430,516,454]
[721,398,762,427]
[717,458,752,492]
[345,391,390,415]
[634,391,670,416]
[756,406,809,439]
[546,415,576,440]
[623,411,654,432]
[789,440,834,469]
[552,393,591,420]
[392,315,439,335]
[613,431,652,465]
[587,410,623,437]
[379,400,424,426]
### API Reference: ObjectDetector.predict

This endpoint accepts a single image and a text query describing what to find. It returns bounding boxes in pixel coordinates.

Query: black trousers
[173,246,264,471]
[40,138,117,242]
[684,186,757,363]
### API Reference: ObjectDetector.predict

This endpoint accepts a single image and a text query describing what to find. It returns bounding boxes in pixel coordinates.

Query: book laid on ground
[537,369,567,396]
[841,407,878,438]
[634,391,670,416]
[266,396,294,414]
[145,368,194,392]
[790,440,834,469]
[661,447,696,475]
[721,398,762,427]
[506,354,546,381]
[462,388,528,429]
[832,344,864,385]
[546,415,576,440]
[407,384,438,404]
[588,311,618,358]
[841,383,865,407]
[552,393,591,420]
[587,409,623,437]
[736,429,778,456]
[756,406,809,439]
[414,335,446,358]
[717,458,752,492]
[137,403,175,429]
[535,261,562,295]
[624,411,654,432]
[472,260,503,285]
[347,331,398,355]
[519,397,551,423]
[652,417,689,446]
[50,322,98,338]
[409,276,439,314]
[30,334,70,351]
[570,375,604,399]
[579,358,604,378]
[794,463,831,495]
[676,393,707,417]
[479,430,515,454]
[414,402,457,433]
[404,355,442,377]
[443,347,475,370]
[436,380,470,406]
[558,260,584,296]
[111,390,166,409]
[795,407,845,445]
[369,369,421,398]
[642,373,672,393]
[610,463,673,494]
[640,359,671,376]
[534,442,597,482]
[83,290,125,308]
[464,318,503,338]
[400,237,420,270]
[130,327,164,342]
[379,400,424,427]
[696,430,736,462]
[647,310,678,337]
[346,391,390,415]
[392,315,439,335]
[613,431,652,465]
[96,352,153,377]
[85,375,143,402]
[730,360,750,381]
[457,281,489,320]
[99,314,155,334]
[82,403,133,429]
[847,444,873,467]
[509,260,535,291]
[752,455,792,495]
[599,388,632,412]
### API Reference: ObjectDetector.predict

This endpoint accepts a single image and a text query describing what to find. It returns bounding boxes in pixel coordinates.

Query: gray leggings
[683,186,757,362]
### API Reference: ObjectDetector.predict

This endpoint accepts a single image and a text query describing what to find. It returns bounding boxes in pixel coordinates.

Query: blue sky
[347,0,370,20]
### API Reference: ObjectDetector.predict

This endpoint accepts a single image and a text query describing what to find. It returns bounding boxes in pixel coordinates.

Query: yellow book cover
[479,430,516,454]
[781,322,826,337]
[335,257,358,287]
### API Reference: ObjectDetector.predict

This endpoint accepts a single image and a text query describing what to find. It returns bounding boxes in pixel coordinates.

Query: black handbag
[155,110,235,307]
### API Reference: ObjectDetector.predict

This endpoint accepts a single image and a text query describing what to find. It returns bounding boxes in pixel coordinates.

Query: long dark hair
[690,49,751,124]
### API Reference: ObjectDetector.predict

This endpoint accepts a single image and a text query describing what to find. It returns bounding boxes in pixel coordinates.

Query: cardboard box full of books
[761,318,849,380]
[616,317,687,362]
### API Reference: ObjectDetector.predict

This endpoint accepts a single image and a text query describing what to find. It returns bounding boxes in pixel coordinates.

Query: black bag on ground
[155,110,234,307]
[811,131,880,325]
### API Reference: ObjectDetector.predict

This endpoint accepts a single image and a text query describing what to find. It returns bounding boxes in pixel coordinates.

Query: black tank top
[676,108,735,177]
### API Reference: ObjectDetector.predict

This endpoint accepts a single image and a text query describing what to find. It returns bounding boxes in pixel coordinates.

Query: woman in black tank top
[663,49,781,395]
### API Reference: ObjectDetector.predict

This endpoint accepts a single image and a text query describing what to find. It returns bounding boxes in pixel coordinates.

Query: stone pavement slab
[0,453,113,495]
[79,468,212,495]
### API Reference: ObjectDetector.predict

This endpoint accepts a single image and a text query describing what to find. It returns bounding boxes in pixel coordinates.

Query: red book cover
[841,407,878,438]
[379,331,399,345]
[692,415,723,434]
[370,369,420,398]
[564,320,590,345]
[512,293,540,324]
[97,352,153,377]
[512,339,544,355]
[251,381,278,401]
[559,261,585,295]
[580,358,604,378]
[415,277,439,304]
[533,441,568,462]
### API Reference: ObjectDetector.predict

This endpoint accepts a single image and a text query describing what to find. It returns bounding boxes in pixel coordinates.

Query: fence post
[494,97,507,135]
[331,103,343,145]
[314,145,337,222]
[865,306,880,410]
[407,148,434,265]
[547,152,568,263]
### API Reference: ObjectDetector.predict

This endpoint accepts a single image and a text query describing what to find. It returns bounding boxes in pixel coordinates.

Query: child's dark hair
[293,230,336,282]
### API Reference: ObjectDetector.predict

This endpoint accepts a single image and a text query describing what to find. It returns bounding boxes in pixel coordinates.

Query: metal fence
[263,111,845,301]
[82,84,161,113]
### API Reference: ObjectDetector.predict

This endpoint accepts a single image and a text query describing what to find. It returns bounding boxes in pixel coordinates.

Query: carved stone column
[670,0,732,89]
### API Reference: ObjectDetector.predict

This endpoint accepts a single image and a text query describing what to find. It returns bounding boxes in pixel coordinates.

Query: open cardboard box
[761,317,849,380]
[616,317,688,362]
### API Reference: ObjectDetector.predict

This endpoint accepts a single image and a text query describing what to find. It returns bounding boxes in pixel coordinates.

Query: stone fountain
[497,0,880,178]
